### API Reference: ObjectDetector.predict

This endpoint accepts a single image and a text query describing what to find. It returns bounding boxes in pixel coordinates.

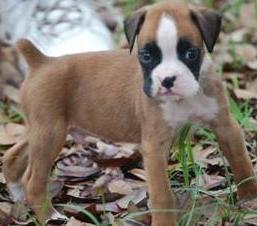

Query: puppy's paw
[8,182,25,202]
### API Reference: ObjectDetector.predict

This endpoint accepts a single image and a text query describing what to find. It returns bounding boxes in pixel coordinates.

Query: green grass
[120,0,156,16]
[168,87,256,225]
[0,100,24,124]
[55,204,102,226]
[228,41,245,70]
[3,1,257,225]
[230,98,255,131]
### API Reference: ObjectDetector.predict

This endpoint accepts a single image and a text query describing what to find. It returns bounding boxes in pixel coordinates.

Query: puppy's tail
[16,39,48,69]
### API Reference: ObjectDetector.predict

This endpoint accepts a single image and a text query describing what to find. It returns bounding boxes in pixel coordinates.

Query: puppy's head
[124,1,222,100]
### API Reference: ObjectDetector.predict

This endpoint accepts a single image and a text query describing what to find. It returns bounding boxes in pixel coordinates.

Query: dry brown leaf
[243,214,257,226]
[96,141,119,157]
[224,222,234,226]
[96,201,120,213]
[248,78,257,93]
[65,217,85,226]
[108,179,133,195]
[55,148,100,180]
[67,186,82,198]
[48,179,64,198]
[235,44,257,63]
[84,136,102,144]
[205,157,224,167]
[115,143,139,158]
[93,174,113,189]
[229,28,249,42]
[234,89,257,99]
[194,146,217,167]
[129,168,146,181]
[0,202,11,216]
[222,72,244,80]
[116,189,147,209]
[93,168,123,188]
[239,3,257,28]
[201,174,226,190]
[55,164,99,178]
[0,123,25,145]
[122,219,148,226]
[214,48,232,65]
[124,202,151,226]
[248,59,257,70]
[3,85,20,103]
[240,197,257,210]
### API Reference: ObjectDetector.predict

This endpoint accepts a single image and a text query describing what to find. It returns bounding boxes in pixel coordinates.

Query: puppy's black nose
[161,76,176,89]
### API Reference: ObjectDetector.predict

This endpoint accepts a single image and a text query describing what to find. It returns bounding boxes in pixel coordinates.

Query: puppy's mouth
[158,88,183,100]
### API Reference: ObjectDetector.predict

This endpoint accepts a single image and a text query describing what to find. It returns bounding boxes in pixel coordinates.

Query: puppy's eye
[139,51,152,64]
[185,48,200,61]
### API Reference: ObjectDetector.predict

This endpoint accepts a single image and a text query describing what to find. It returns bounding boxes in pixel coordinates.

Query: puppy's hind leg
[21,117,68,224]
[3,139,28,202]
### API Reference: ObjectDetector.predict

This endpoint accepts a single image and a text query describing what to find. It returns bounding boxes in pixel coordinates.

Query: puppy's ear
[124,10,146,53]
[190,8,222,53]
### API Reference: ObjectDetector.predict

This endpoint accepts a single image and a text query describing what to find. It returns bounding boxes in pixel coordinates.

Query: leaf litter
[1,1,257,225]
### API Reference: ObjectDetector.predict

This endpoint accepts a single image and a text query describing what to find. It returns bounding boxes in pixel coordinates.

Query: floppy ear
[190,8,222,53]
[124,10,146,53]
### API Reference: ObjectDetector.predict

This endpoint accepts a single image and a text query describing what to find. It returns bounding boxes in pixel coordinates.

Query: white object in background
[0,0,114,56]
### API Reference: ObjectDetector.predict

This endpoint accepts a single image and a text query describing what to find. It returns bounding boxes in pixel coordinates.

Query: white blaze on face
[151,14,199,98]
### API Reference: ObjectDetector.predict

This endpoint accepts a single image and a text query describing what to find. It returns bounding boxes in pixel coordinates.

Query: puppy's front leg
[141,122,176,226]
[210,117,257,199]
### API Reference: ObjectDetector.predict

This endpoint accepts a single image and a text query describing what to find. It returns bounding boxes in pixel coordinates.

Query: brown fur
[137,1,203,49]
[3,1,257,226]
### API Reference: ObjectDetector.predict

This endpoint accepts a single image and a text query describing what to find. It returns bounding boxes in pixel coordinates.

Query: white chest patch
[160,93,219,128]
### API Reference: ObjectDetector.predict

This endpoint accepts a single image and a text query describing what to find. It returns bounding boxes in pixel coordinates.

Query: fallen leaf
[0,202,11,216]
[222,72,244,80]
[108,179,133,195]
[96,141,119,157]
[55,164,99,178]
[48,179,64,198]
[0,123,25,145]
[194,146,217,168]
[65,217,85,226]
[240,197,257,210]
[115,143,139,158]
[201,174,226,190]
[205,157,224,167]
[93,174,113,189]
[235,44,257,63]
[234,89,257,99]
[248,59,257,70]
[128,169,146,181]
[93,168,123,189]
[249,78,257,93]
[116,189,147,209]
[3,85,19,103]
[96,201,120,213]
[239,3,257,28]
[243,213,257,226]
[229,28,248,42]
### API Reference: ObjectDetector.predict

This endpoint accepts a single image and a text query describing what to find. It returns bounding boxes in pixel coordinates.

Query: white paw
[8,182,25,202]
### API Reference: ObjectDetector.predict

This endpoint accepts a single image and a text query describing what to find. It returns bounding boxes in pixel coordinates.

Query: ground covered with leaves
[0,0,257,225]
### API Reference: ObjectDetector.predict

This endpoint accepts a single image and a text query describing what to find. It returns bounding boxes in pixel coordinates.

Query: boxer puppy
[3,1,257,225]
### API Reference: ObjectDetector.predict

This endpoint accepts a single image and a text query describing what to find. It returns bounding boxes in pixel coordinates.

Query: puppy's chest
[161,94,219,128]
